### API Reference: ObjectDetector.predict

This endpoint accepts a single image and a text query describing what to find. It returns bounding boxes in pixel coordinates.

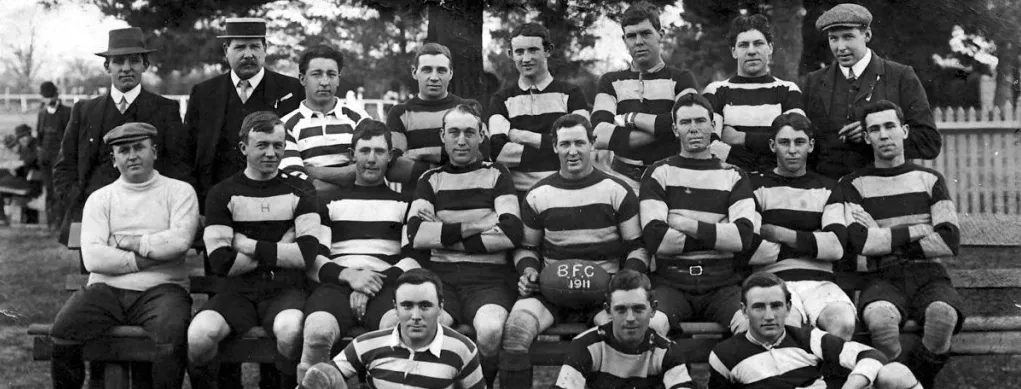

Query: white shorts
[786,280,856,327]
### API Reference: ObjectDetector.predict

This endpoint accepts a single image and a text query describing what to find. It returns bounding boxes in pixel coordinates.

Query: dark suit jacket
[803,53,941,179]
[52,88,188,245]
[184,69,303,202]
[36,102,71,165]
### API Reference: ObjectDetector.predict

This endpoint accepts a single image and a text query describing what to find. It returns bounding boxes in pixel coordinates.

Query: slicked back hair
[671,93,715,123]
[606,269,655,305]
[509,22,553,50]
[551,113,595,143]
[395,268,444,304]
[239,111,282,143]
[740,272,791,305]
[413,42,454,70]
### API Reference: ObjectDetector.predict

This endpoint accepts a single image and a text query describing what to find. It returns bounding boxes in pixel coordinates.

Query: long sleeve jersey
[555,323,695,389]
[278,98,368,179]
[840,162,960,271]
[744,171,847,281]
[80,171,199,291]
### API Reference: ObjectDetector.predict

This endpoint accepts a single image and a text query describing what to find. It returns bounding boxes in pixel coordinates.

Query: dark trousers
[50,283,192,389]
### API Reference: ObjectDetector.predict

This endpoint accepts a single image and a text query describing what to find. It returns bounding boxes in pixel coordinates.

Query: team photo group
[41,1,965,388]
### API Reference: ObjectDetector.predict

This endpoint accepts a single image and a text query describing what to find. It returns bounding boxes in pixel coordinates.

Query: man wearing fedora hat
[53,26,189,247]
[48,122,199,389]
[184,17,304,210]
[802,3,941,180]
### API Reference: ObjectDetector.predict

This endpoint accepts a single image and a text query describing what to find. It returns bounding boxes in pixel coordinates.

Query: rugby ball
[539,260,610,308]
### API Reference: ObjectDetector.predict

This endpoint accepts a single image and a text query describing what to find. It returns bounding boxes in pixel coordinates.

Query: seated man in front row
[744,113,856,340]
[709,272,921,389]
[499,113,659,389]
[300,268,485,389]
[297,120,424,383]
[188,111,328,389]
[555,270,695,389]
[406,102,524,386]
[49,122,199,389]
[844,100,964,388]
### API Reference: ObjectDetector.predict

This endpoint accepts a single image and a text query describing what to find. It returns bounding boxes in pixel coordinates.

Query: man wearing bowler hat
[53,27,189,247]
[803,3,941,180]
[184,18,304,209]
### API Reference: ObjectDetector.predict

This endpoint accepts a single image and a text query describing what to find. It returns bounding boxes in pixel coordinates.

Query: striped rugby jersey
[708,326,887,389]
[387,94,468,165]
[592,65,699,166]
[330,324,485,389]
[744,171,847,281]
[317,183,422,273]
[515,169,649,275]
[555,323,695,389]
[841,163,960,271]
[702,75,804,172]
[203,170,327,277]
[639,156,759,291]
[406,160,523,264]
[488,76,589,191]
[279,98,368,179]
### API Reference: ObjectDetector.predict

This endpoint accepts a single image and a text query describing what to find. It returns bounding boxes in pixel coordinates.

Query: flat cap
[816,3,872,31]
[103,122,157,146]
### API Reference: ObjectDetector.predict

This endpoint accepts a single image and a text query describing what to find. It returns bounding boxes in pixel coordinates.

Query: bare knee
[273,309,305,357]
[729,310,748,334]
[188,311,230,364]
[875,362,920,389]
[649,311,670,338]
[818,304,857,341]
[473,305,508,356]
[303,312,339,348]
[378,309,399,330]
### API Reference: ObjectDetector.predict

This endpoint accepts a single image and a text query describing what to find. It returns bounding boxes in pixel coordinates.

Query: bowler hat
[14,124,31,139]
[40,82,58,98]
[103,122,158,146]
[95,27,157,57]
[218,18,267,39]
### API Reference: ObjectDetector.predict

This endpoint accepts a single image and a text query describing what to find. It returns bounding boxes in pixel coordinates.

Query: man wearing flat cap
[184,18,304,210]
[49,122,200,389]
[803,3,941,180]
[53,27,190,246]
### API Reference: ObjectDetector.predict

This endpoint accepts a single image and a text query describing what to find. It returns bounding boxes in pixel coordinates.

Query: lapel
[135,89,156,122]
[852,54,887,105]
[199,74,232,165]
[819,64,840,116]
[83,93,111,151]
[261,70,280,110]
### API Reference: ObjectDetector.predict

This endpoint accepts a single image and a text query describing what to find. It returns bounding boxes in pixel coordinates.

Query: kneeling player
[844,100,964,388]
[499,114,659,389]
[406,103,523,386]
[709,272,921,389]
[187,112,327,388]
[744,113,856,339]
[555,270,694,389]
[297,120,424,382]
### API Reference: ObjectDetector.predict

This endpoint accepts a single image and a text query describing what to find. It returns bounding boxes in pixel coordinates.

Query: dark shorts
[199,288,307,336]
[51,282,192,345]
[857,261,966,333]
[651,276,743,330]
[531,294,603,325]
[431,262,516,324]
[304,283,397,332]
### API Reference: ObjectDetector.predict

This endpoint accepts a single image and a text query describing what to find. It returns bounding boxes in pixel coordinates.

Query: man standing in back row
[185,18,304,207]
[803,3,940,179]
[593,1,699,193]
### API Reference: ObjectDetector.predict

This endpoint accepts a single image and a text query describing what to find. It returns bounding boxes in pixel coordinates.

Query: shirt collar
[745,328,787,349]
[518,72,553,92]
[110,83,142,105]
[231,67,266,90]
[629,60,666,74]
[299,97,343,118]
[840,49,872,79]
[389,324,444,357]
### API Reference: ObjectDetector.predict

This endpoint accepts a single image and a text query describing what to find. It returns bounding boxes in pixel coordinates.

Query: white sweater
[80,171,200,291]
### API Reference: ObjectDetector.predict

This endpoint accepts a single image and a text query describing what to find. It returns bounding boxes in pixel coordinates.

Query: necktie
[847,68,857,83]
[117,97,128,114]
[238,80,251,103]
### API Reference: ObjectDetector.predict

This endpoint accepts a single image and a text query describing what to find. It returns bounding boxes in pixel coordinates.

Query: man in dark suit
[53,27,188,246]
[184,18,304,207]
[803,3,941,180]
[37,81,72,230]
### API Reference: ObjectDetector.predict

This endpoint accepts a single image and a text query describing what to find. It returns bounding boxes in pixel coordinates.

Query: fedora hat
[95,27,156,57]
[218,18,267,39]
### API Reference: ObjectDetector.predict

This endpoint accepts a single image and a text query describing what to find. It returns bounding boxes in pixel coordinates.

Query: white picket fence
[4,91,1018,215]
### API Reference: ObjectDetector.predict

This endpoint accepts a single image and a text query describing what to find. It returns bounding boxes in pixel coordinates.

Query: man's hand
[232,233,257,256]
[721,126,745,145]
[340,268,384,295]
[613,114,628,128]
[840,373,871,389]
[838,122,864,144]
[518,268,540,297]
[350,291,370,322]
[417,208,441,222]
[109,234,142,253]
[667,214,698,236]
[851,209,879,228]
[300,363,345,389]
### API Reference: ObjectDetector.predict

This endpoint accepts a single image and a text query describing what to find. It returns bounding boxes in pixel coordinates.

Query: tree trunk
[427,0,486,102]
[770,0,805,81]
